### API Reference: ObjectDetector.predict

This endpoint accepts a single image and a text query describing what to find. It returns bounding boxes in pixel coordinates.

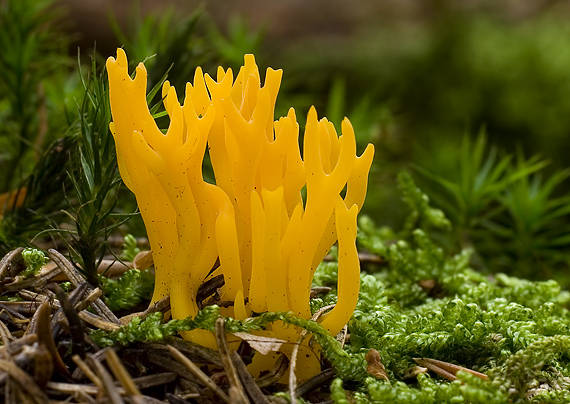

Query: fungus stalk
[106,48,374,378]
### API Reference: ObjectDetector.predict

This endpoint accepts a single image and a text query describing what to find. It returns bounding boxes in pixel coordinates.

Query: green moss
[21,248,48,278]
[100,268,154,311]
[331,378,350,404]
[120,234,140,261]
[90,172,570,402]
[347,175,570,402]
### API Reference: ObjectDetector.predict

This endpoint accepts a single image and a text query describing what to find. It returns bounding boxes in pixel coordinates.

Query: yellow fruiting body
[106,48,374,377]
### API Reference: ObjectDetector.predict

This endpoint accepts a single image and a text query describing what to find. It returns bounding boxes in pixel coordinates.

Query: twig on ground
[88,352,124,404]
[0,359,49,404]
[72,354,103,389]
[296,368,336,397]
[0,320,12,345]
[197,274,225,309]
[215,318,249,404]
[78,311,120,332]
[119,296,170,325]
[255,353,289,388]
[104,348,143,400]
[290,304,335,404]
[28,301,68,377]
[48,249,120,324]
[146,337,222,367]
[0,248,24,280]
[167,344,229,403]
[50,284,86,358]
[413,358,488,381]
[230,351,270,404]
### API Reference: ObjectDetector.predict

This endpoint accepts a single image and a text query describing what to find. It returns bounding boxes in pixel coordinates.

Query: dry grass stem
[230,351,270,404]
[78,311,120,332]
[0,359,49,404]
[104,348,141,396]
[215,318,249,404]
[255,354,289,388]
[413,357,488,381]
[74,288,103,312]
[48,249,119,324]
[296,368,336,397]
[72,354,103,389]
[167,344,230,403]
[289,304,335,404]
[88,353,124,404]
[119,296,170,325]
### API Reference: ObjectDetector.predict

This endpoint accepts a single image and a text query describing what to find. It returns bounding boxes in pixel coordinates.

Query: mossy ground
[90,174,570,403]
[2,1,570,402]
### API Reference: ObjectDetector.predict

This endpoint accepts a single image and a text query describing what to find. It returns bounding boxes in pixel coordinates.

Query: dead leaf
[232,332,287,355]
[366,349,389,381]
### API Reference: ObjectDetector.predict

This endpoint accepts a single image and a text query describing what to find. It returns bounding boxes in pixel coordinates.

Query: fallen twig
[35,302,68,379]
[72,354,103,389]
[78,310,120,332]
[413,357,488,381]
[0,248,24,281]
[296,368,336,397]
[0,359,49,404]
[215,318,249,404]
[50,283,86,359]
[145,337,222,367]
[167,344,229,403]
[230,351,270,404]
[48,249,120,324]
[119,296,170,325]
[88,352,124,404]
[104,348,142,399]
[290,304,335,403]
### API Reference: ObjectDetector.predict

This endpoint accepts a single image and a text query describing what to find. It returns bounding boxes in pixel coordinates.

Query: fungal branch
[106,48,374,377]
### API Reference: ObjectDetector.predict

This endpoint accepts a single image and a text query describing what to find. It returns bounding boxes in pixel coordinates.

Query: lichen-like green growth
[21,247,48,277]
[91,306,367,380]
[331,378,350,404]
[91,305,221,347]
[100,268,154,311]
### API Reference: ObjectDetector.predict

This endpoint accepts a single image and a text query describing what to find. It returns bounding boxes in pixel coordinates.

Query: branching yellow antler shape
[106,48,374,378]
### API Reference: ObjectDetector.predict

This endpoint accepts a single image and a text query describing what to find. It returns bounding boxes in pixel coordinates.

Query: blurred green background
[1,0,569,284]
[62,1,570,208]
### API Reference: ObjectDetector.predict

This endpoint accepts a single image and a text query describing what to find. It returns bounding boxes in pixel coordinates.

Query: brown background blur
[59,0,564,56]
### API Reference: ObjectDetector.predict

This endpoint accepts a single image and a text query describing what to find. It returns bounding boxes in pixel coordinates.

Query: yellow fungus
[106,48,374,378]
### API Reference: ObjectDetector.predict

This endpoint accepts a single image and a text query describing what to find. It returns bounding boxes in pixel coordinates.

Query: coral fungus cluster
[106,48,373,377]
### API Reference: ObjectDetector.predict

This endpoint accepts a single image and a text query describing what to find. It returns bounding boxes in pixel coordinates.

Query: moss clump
[91,174,570,403]
[100,268,154,311]
[21,248,48,278]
